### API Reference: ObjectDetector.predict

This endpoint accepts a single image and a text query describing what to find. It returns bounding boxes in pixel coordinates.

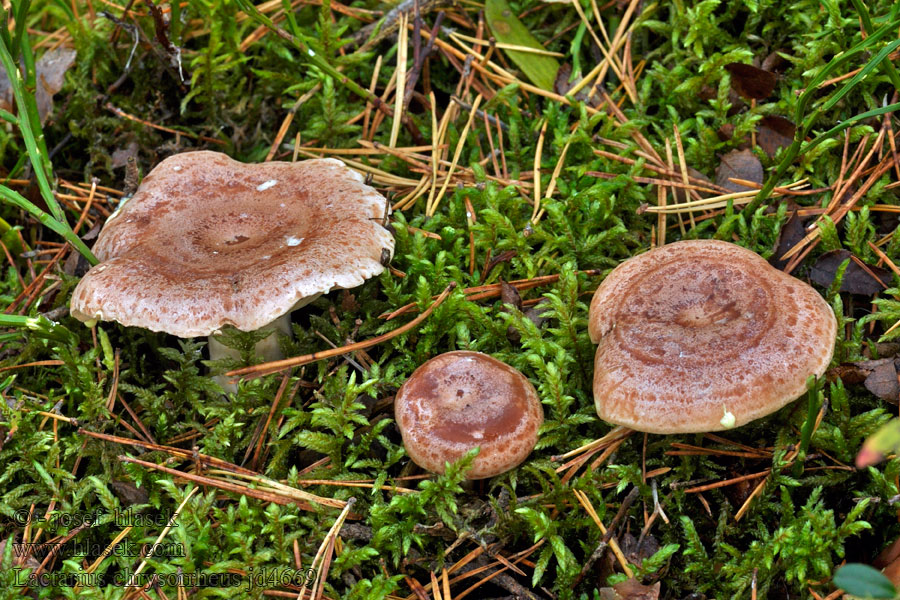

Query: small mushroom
[394,351,543,479]
[588,239,836,434]
[70,151,394,391]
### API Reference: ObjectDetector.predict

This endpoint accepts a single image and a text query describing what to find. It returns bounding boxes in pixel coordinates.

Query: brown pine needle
[125,486,199,587]
[665,443,772,459]
[118,456,346,510]
[228,282,456,381]
[430,572,444,600]
[869,241,900,278]
[531,118,547,223]
[591,148,730,193]
[0,359,64,372]
[389,13,408,148]
[381,270,602,319]
[735,478,768,522]
[362,54,383,139]
[682,470,771,494]
[80,428,258,475]
[249,374,292,469]
[553,425,633,461]
[673,123,696,228]
[266,86,320,161]
[535,135,573,223]
[783,155,893,266]
[573,489,634,577]
[303,498,356,600]
[294,478,416,493]
[643,180,809,214]
[105,103,225,145]
[428,94,483,216]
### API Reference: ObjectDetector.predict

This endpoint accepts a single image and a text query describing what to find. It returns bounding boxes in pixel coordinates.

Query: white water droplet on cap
[257,180,278,191]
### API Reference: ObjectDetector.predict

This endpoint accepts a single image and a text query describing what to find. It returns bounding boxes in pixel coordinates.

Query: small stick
[105,103,225,145]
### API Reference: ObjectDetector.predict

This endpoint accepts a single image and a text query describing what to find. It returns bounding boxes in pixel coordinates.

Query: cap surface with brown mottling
[589,239,836,434]
[394,351,543,479]
[70,151,394,337]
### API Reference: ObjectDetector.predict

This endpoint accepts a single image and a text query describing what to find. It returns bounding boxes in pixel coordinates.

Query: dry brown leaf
[110,141,139,169]
[876,537,900,587]
[808,249,891,296]
[761,50,790,74]
[599,578,661,600]
[0,47,76,124]
[770,212,806,271]
[863,360,899,402]
[757,115,796,159]
[715,148,763,193]
[724,62,777,100]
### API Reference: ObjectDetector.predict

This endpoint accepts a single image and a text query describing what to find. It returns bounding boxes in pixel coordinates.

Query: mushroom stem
[207,294,322,394]
[208,313,293,394]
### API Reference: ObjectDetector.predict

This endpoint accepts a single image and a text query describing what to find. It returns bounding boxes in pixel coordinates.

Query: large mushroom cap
[70,151,394,337]
[394,351,543,479]
[589,239,837,434]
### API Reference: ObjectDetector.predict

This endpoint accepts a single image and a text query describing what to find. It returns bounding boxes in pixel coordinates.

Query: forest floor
[2,0,900,598]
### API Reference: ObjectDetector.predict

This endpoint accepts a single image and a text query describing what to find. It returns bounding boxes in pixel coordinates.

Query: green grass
[0,0,900,598]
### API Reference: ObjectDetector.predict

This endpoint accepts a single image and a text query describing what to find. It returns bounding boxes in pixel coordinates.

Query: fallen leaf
[554,63,596,105]
[524,298,550,329]
[865,343,900,359]
[876,539,900,589]
[0,47,77,124]
[110,141,139,169]
[35,48,76,123]
[884,557,900,589]
[724,62,777,100]
[111,479,150,506]
[620,532,661,568]
[715,149,763,193]
[828,363,871,385]
[757,116,796,159]
[481,249,517,283]
[606,578,661,600]
[0,536,41,571]
[717,123,735,142]
[808,249,891,296]
[340,289,360,313]
[770,211,807,271]
[500,279,522,310]
[864,360,900,402]
[761,50,790,73]
[875,537,900,570]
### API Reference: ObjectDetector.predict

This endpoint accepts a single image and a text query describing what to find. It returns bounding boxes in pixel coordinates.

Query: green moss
[1,0,900,598]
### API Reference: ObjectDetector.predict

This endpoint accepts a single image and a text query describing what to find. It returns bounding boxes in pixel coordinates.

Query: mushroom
[394,351,543,479]
[70,151,394,391]
[588,239,836,434]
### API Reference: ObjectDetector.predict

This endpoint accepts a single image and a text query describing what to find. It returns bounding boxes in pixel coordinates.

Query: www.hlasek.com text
[12,539,185,559]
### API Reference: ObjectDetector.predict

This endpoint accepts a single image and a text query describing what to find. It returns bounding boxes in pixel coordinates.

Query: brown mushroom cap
[70,151,394,337]
[588,239,836,434]
[394,351,544,479]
